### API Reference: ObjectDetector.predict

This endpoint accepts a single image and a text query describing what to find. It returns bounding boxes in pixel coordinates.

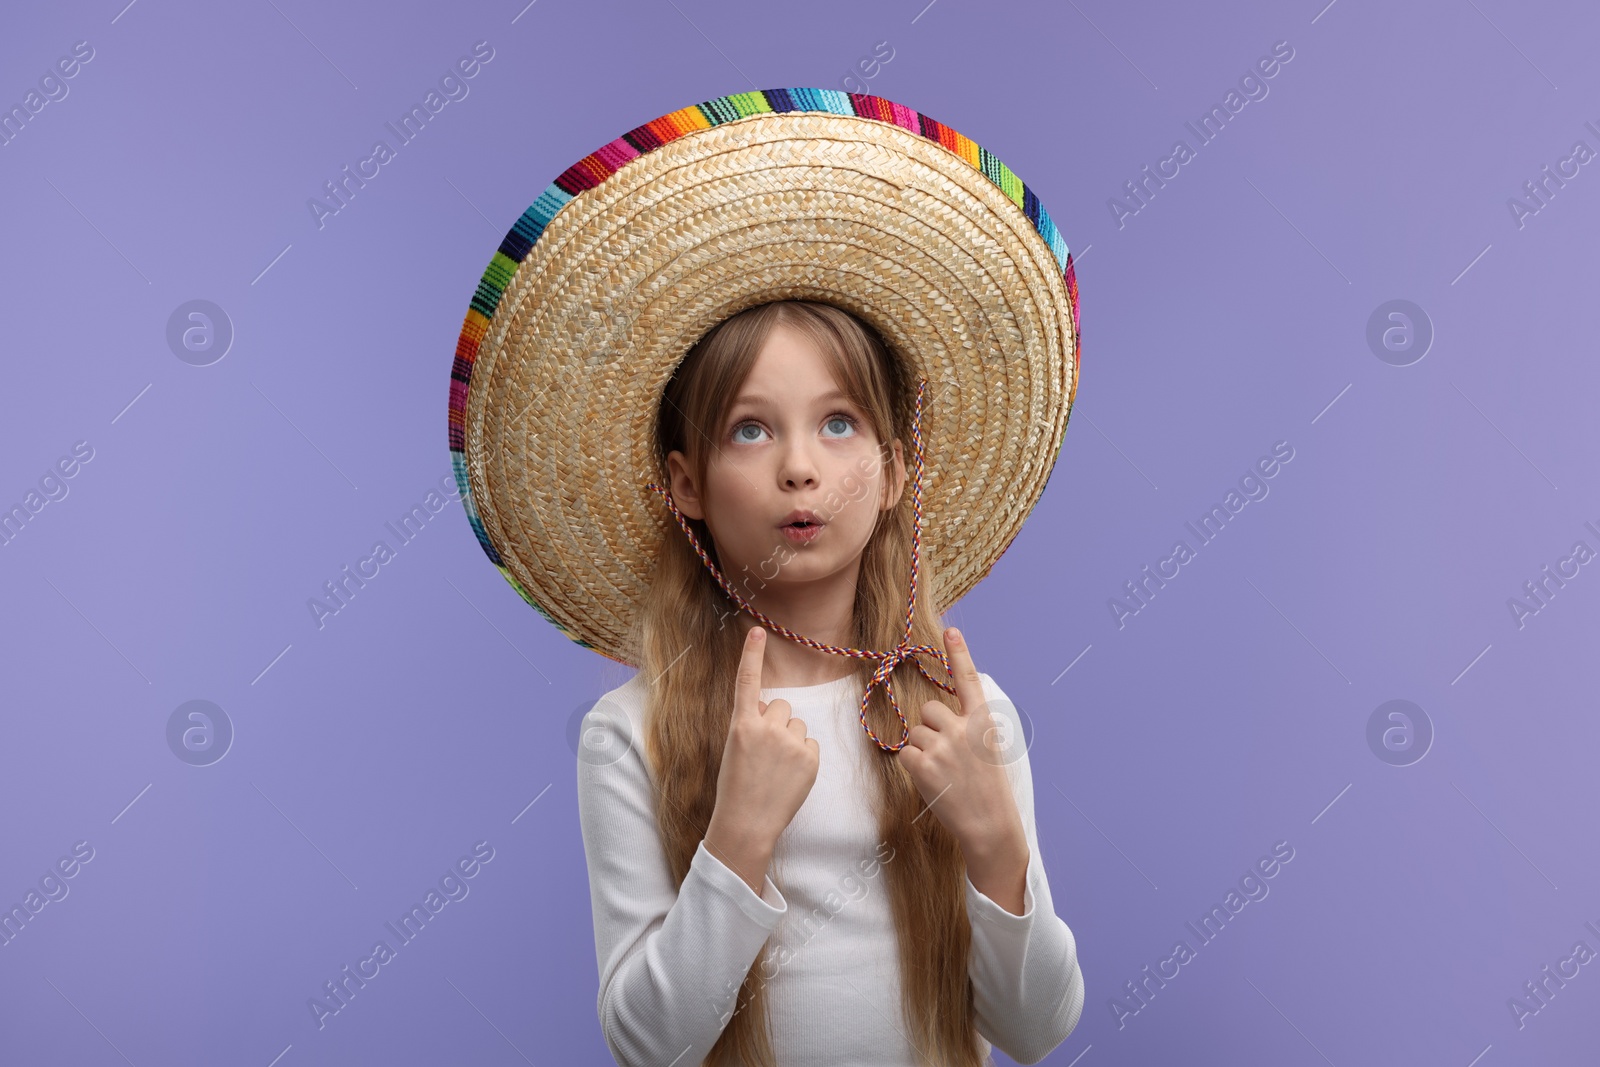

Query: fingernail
[752,628,764,641]
[947,627,961,645]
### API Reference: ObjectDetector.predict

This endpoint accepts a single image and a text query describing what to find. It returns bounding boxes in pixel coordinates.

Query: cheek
[833,466,881,521]
[703,467,759,523]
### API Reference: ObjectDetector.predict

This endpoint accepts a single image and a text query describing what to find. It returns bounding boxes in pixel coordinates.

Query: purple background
[2,0,1597,1064]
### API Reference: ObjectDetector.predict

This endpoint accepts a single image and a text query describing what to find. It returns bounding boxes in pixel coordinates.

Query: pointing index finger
[734,626,766,719]
[943,627,985,716]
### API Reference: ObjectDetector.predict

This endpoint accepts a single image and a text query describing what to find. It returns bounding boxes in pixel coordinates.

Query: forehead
[735,325,847,402]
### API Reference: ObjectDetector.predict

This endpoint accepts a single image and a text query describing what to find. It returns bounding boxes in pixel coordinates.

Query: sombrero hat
[447,87,1080,672]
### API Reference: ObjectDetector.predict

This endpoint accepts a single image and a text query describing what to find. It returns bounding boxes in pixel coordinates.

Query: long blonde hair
[628,300,985,1066]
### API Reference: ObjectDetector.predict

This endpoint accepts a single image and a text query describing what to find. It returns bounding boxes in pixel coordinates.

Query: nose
[778,438,819,490]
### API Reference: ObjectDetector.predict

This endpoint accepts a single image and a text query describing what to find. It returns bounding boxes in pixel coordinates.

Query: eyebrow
[732,390,855,407]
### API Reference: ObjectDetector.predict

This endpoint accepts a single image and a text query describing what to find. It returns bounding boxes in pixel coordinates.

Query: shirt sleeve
[962,672,1086,1065]
[576,693,789,1067]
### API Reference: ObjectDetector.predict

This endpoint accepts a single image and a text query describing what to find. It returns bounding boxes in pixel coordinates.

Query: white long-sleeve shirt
[575,668,1085,1067]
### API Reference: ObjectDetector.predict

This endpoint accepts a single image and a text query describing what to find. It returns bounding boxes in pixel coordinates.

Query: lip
[780,523,824,545]
[778,509,825,528]
[778,509,826,546]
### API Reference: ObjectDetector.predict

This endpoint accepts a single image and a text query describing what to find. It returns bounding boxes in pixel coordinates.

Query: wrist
[960,822,1027,872]
[706,809,774,855]
[961,826,1029,916]
[705,812,776,893]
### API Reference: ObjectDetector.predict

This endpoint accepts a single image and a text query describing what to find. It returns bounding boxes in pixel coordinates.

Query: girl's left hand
[895,627,1027,858]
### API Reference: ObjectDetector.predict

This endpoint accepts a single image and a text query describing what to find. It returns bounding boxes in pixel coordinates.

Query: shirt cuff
[692,839,788,925]
[965,849,1038,925]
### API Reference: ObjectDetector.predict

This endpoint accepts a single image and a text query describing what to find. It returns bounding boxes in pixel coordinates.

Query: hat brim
[448,89,1079,667]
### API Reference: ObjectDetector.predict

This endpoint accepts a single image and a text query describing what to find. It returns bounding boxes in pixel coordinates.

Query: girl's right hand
[708,627,821,853]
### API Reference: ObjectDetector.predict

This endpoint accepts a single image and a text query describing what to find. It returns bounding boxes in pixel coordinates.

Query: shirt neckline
[759,673,860,697]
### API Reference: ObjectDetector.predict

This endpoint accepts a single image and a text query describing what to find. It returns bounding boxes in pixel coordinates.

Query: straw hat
[447,87,1080,669]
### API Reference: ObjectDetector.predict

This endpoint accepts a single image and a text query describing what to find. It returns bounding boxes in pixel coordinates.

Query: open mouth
[780,519,825,542]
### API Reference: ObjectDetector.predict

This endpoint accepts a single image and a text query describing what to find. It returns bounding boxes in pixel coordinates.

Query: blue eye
[823,414,859,437]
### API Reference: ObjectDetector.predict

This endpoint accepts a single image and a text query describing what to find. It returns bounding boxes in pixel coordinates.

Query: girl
[576,300,1084,1066]
[446,87,1085,1067]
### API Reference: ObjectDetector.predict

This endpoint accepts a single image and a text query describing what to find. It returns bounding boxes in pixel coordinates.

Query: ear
[665,449,705,521]
[880,439,907,511]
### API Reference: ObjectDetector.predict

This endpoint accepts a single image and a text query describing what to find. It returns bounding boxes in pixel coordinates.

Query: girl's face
[665,324,906,601]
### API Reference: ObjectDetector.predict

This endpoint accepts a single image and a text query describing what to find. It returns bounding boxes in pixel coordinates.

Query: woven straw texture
[448,88,1079,668]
